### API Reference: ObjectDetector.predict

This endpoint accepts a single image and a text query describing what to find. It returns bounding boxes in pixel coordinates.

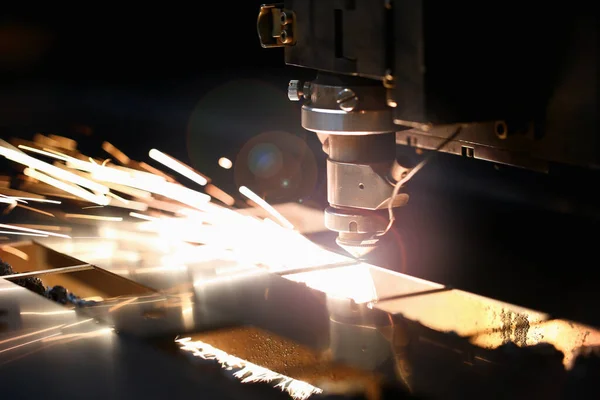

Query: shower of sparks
[0,135,372,304]
[176,337,322,400]
[23,167,110,205]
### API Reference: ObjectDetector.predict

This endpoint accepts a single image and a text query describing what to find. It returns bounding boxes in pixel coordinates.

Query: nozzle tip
[336,234,379,259]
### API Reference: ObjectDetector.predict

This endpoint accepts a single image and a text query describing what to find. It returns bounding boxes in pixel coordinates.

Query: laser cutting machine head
[286,73,410,258]
[257,2,597,258]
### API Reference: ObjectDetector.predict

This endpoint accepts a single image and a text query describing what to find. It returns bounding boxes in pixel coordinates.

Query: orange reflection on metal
[471,319,600,368]
[374,288,600,369]
[0,324,65,346]
[0,332,61,355]
[0,245,29,260]
[108,297,139,313]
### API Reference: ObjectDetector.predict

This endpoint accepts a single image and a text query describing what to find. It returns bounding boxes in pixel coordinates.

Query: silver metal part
[336,233,380,258]
[324,207,407,258]
[327,160,409,210]
[288,78,409,255]
[4,235,599,397]
[396,122,549,172]
[288,80,311,101]
[288,80,303,101]
[303,109,396,135]
[324,207,391,234]
[302,83,396,135]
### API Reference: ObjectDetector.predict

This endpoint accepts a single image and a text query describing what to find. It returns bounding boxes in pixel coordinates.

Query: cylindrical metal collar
[302,107,396,134]
[301,82,396,134]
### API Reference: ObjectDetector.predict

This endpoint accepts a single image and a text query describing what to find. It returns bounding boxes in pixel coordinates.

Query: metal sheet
[3,236,600,398]
[0,279,295,400]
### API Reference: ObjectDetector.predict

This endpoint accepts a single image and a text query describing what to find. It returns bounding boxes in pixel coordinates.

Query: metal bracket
[257,4,296,48]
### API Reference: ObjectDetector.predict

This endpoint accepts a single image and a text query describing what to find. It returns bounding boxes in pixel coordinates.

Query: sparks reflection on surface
[176,337,322,400]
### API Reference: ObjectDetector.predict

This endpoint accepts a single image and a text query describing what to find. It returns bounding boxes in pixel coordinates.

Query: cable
[379,125,463,236]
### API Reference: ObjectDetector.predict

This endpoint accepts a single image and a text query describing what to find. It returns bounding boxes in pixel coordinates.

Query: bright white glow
[106,197,148,212]
[218,157,233,169]
[194,268,266,287]
[284,264,377,304]
[3,197,61,204]
[20,310,76,316]
[23,168,109,206]
[134,265,188,274]
[129,212,159,221]
[56,159,210,207]
[0,231,48,237]
[4,138,378,308]
[18,145,70,161]
[64,214,123,222]
[149,149,208,186]
[0,143,109,194]
[0,223,70,239]
[239,186,294,229]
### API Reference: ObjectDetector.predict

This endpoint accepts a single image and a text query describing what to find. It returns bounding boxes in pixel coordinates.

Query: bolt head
[336,88,358,112]
[288,80,303,101]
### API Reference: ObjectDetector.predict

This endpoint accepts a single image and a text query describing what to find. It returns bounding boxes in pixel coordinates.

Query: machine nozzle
[335,232,380,259]
[324,207,395,259]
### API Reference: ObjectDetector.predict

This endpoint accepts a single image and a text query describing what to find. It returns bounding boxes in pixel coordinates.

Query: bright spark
[218,157,233,169]
[23,168,109,206]
[4,197,61,204]
[64,214,123,222]
[129,212,159,221]
[0,223,70,239]
[239,186,294,230]
[149,149,208,186]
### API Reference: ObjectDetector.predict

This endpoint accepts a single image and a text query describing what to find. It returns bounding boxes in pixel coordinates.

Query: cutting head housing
[289,73,409,257]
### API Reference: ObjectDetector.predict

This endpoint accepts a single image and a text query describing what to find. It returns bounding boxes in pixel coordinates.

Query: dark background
[1,4,599,327]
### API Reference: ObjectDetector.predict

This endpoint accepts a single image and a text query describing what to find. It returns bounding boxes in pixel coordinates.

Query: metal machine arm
[257,1,597,256]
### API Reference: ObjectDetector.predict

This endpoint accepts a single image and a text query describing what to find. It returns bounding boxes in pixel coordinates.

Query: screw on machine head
[336,88,358,112]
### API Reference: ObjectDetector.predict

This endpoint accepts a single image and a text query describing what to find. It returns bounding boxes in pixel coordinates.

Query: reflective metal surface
[2,224,600,398]
[0,278,292,400]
